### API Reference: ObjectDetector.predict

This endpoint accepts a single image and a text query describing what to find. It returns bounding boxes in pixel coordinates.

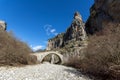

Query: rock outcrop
[47,12,87,54]
[63,12,86,44]
[85,0,120,34]
[47,33,64,50]
[0,20,7,31]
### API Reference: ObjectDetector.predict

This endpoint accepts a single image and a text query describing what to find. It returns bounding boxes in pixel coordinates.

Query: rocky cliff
[0,20,7,31]
[47,0,120,53]
[47,12,87,52]
[85,0,120,34]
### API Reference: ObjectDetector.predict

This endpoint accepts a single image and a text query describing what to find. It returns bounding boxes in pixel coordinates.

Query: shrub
[65,23,120,79]
[0,31,37,66]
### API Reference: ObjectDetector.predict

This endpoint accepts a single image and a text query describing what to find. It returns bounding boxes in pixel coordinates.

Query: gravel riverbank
[0,63,92,80]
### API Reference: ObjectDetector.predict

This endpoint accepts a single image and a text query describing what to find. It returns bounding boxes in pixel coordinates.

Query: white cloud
[32,45,44,51]
[50,29,56,33]
[44,24,58,36]
[44,24,52,35]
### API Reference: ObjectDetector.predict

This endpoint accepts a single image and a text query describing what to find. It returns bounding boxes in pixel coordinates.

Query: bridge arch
[41,53,63,64]
[31,51,63,64]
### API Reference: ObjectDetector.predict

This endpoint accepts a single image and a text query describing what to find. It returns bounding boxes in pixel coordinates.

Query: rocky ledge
[0,20,7,31]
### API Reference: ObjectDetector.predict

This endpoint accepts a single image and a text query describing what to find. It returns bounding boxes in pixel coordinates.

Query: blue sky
[0,0,94,51]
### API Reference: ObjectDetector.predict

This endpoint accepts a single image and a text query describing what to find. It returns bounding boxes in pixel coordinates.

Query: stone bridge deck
[30,51,64,64]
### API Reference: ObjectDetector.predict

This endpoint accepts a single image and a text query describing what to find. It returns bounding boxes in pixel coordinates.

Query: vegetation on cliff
[66,23,120,79]
[64,0,120,79]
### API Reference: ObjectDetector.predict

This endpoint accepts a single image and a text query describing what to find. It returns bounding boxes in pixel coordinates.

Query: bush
[65,23,120,79]
[0,31,37,66]
[83,23,120,74]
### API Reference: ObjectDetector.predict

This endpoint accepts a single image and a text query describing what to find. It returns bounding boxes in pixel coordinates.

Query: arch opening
[41,53,62,64]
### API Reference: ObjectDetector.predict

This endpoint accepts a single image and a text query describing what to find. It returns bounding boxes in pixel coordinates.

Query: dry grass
[0,31,37,66]
[65,23,120,79]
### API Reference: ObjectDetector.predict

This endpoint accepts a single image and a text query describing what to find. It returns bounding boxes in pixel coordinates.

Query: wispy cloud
[50,29,56,33]
[44,24,58,36]
[31,45,44,51]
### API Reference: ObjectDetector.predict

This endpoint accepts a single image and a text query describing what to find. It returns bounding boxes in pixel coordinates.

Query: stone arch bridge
[31,51,64,64]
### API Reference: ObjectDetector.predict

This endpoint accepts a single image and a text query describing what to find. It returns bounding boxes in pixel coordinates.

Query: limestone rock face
[0,20,7,31]
[47,33,64,50]
[47,12,87,51]
[64,12,86,43]
[85,0,120,34]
